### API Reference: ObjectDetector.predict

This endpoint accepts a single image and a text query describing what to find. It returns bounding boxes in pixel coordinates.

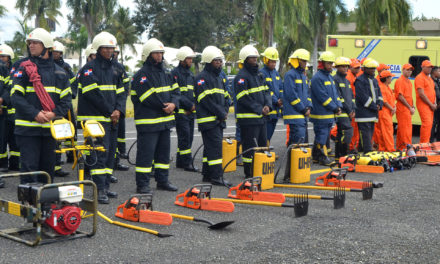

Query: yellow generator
[289,148,312,183]
[222,138,237,172]
[252,151,276,190]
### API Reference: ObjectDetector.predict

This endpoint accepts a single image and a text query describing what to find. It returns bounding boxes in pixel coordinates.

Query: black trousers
[241,123,268,178]
[135,129,171,188]
[89,122,118,191]
[336,119,353,158]
[176,113,195,168]
[0,115,6,168]
[16,135,56,184]
[431,109,440,142]
[201,125,223,181]
[6,117,19,169]
[358,122,375,153]
[117,115,126,154]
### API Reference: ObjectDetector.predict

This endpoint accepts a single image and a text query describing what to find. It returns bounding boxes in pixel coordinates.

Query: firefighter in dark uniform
[194,46,231,186]
[0,45,12,188]
[283,48,312,145]
[112,46,130,171]
[310,51,342,166]
[333,57,355,158]
[131,38,180,194]
[260,47,283,142]
[77,31,126,204]
[11,28,72,184]
[234,45,272,178]
[52,41,76,176]
[173,46,198,171]
[354,58,383,153]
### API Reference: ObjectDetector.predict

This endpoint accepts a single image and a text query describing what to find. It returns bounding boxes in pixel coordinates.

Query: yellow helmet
[142,38,165,61]
[262,47,279,62]
[26,28,54,48]
[319,51,336,62]
[53,41,65,54]
[176,46,196,61]
[0,44,15,59]
[363,58,379,68]
[335,57,351,66]
[92,31,117,51]
[201,46,223,63]
[238,45,259,63]
[85,44,96,58]
[289,48,310,61]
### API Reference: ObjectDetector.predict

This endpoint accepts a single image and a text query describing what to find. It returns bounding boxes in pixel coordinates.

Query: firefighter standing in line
[430,66,440,142]
[260,47,283,142]
[394,63,414,150]
[11,28,72,184]
[346,58,361,152]
[283,48,312,145]
[354,58,383,153]
[194,46,231,186]
[234,45,272,178]
[113,46,130,171]
[131,38,180,194]
[173,46,198,172]
[333,57,355,158]
[310,51,342,165]
[372,63,390,149]
[77,32,126,203]
[415,60,436,144]
[377,70,396,152]
[52,41,76,177]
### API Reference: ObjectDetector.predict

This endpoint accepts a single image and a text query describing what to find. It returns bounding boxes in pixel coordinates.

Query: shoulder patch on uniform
[140,76,147,84]
[13,71,22,77]
[238,78,245,84]
[197,79,205,86]
[84,68,93,76]
[10,67,15,74]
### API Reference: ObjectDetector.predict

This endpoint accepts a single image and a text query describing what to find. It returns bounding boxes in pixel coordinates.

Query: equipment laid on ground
[175,184,235,212]
[0,171,97,246]
[222,138,237,172]
[338,155,385,173]
[273,183,373,200]
[116,194,234,230]
[315,168,382,189]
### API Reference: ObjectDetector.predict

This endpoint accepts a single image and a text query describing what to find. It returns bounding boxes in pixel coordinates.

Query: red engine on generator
[45,205,82,235]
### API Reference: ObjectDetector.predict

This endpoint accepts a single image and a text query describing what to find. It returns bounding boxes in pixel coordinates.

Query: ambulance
[326,35,440,125]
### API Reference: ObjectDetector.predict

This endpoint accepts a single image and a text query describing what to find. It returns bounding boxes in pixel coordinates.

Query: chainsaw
[228,177,286,203]
[175,184,235,212]
[315,168,383,189]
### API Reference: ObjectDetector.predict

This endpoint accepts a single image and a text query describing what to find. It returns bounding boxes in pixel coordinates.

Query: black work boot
[110,176,118,183]
[137,186,152,194]
[318,144,333,166]
[157,182,178,191]
[55,169,69,177]
[211,178,232,187]
[106,189,118,198]
[312,143,320,163]
[98,190,109,204]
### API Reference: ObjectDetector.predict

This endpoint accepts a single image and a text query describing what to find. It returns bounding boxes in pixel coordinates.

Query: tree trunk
[268,15,274,47]
[35,14,41,28]
[311,28,320,75]
[78,49,83,69]
[120,47,124,65]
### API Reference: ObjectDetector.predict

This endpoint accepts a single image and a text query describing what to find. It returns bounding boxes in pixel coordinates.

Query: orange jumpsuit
[373,73,385,147]
[394,75,413,150]
[346,70,359,150]
[415,72,435,143]
[377,81,395,151]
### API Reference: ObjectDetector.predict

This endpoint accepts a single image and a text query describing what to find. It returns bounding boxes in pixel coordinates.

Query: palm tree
[66,0,117,44]
[108,7,138,64]
[5,19,33,58]
[356,0,412,35]
[15,0,61,30]
[0,4,7,17]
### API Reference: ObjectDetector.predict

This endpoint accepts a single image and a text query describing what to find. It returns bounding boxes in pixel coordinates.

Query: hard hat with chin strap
[92,31,117,51]
[26,28,54,48]
[176,46,196,61]
[53,41,65,54]
[335,57,351,66]
[142,38,165,61]
[319,51,336,63]
[288,48,310,68]
[0,44,15,59]
[201,46,223,63]
[262,47,279,64]
[362,58,379,68]
[238,45,259,63]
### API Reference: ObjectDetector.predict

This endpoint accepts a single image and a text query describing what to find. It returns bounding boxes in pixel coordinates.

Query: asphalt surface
[0,115,439,263]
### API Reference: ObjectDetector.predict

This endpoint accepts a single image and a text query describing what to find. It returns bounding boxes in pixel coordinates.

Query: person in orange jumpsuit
[373,63,391,148]
[394,63,415,150]
[377,70,396,152]
[416,60,436,143]
[347,59,361,152]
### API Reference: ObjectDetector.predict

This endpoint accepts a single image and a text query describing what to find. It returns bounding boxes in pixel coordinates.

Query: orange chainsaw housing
[315,170,366,189]
[228,177,285,203]
[115,195,173,225]
[175,184,235,213]
[338,156,384,173]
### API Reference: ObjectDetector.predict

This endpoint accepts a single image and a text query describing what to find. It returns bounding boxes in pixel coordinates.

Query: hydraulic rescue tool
[273,183,373,200]
[175,184,235,212]
[338,155,385,173]
[315,168,382,189]
[116,194,234,229]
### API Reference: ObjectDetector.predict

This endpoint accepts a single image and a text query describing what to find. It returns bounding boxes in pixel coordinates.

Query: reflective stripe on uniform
[236,113,263,119]
[197,116,216,124]
[197,88,225,102]
[99,85,116,91]
[154,163,170,169]
[283,114,304,119]
[117,138,126,143]
[236,86,268,100]
[355,117,378,122]
[208,159,222,166]
[290,98,301,106]
[15,119,50,128]
[242,157,252,163]
[116,87,125,94]
[295,79,302,84]
[134,115,175,125]
[136,167,152,173]
[10,151,20,157]
[11,84,25,95]
[338,113,349,118]
[69,76,76,84]
[265,77,272,82]
[60,88,72,99]
[178,149,192,155]
[322,97,332,106]
[0,152,7,158]
[364,97,373,107]
[77,116,111,122]
[26,86,61,94]
[90,168,110,175]
[310,114,335,119]
[82,83,99,93]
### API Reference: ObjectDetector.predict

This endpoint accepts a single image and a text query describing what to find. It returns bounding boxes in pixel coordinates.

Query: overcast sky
[0,0,438,43]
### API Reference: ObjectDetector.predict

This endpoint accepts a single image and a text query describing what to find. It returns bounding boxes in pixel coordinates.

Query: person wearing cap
[415,60,436,143]
[310,51,342,165]
[77,31,126,203]
[111,46,130,172]
[283,48,312,146]
[172,46,198,172]
[234,45,272,178]
[194,46,231,186]
[376,63,390,83]
[347,58,361,152]
[131,38,180,194]
[372,63,391,148]
[394,63,415,150]
[377,70,396,152]
[431,66,440,142]
[11,28,72,184]
[333,57,355,158]
[260,47,283,141]
[354,58,383,153]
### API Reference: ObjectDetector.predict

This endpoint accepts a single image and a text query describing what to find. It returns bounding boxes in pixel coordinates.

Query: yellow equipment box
[222,139,237,172]
[253,152,275,190]
[290,148,311,183]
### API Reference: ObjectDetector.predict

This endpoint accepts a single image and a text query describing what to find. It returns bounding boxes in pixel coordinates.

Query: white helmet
[115,45,120,53]
[53,41,65,54]
[142,38,165,61]
[26,28,54,48]
[85,44,96,58]
[238,45,259,63]
[92,31,117,51]
[0,44,15,59]
[176,46,196,61]
[201,46,224,63]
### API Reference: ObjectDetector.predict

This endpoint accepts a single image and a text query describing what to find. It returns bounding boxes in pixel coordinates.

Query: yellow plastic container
[222,139,237,172]
[253,151,276,190]
[290,148,311,183]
